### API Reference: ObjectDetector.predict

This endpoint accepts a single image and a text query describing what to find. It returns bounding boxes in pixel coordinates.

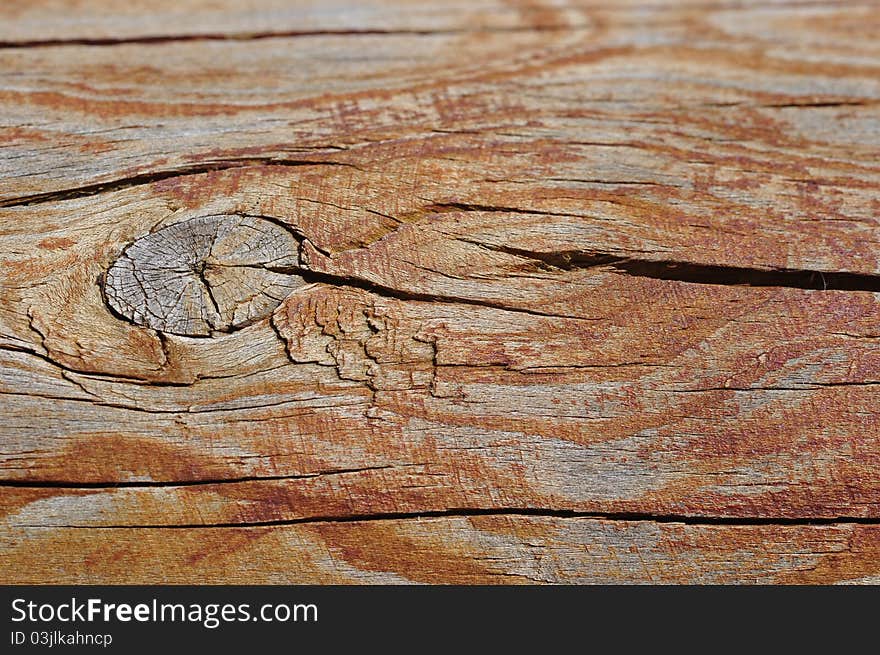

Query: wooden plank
[3,214,879,519]
[2,518,879,584]
[2,0,880,584]
[2,3,879,275]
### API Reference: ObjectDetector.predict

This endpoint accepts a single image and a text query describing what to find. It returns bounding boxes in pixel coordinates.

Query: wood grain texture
[5,518,880,584]
[1,0,879,584]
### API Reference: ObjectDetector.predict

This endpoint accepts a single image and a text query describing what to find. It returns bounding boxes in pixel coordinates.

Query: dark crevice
[155,331,172,369]
[458,239,621,271]
[611,260,880,292]
[19,507,880,530]
[698,99,879,110]
[671,381,880,392]
[457,237,880,292]
[269,265,597,320]
[0,158,353,208]
[757,100,876,109]
[424,201,579,219]
[0,466,394,489]
[193,261,223,331]
[0,25,583,49]
[2,342,197,387]
[0,387,366,416]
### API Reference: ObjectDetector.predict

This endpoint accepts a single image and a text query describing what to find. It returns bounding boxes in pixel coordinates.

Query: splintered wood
[1,0,879,584]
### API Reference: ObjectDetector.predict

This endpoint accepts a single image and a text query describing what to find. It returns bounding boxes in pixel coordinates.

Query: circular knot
[104,214,305,337]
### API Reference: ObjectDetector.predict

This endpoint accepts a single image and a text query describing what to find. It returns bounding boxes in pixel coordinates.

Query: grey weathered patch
[104,215,305,337]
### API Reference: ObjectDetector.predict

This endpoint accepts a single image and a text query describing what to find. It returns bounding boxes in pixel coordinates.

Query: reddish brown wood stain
[37,236,76,250]
[2,0,880,584]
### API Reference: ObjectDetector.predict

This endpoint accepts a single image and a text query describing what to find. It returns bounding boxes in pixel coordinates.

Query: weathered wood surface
[2,0,879,584]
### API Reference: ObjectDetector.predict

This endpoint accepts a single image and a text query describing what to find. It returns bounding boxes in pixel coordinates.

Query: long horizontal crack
[459,238,880,292]
[670,381,880,393]
[272,265,598,320]
[0,158,353,208]
[14,508,880,530]
[0,24,585,49]
[2,342,209,388]
[0,466,394,489]
[0,388,367,417]
[613,259,880,292]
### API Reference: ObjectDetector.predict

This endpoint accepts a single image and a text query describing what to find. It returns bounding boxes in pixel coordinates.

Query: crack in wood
[457,237,880,292]
[0,25,586,50]
[99,210,880,345]
[0,158,354,208]
[15,507,880,530]
[612,260,880,292]
[0,465,398,489]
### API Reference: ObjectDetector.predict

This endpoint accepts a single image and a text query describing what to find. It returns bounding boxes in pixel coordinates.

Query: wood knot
[104,214,306,337]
